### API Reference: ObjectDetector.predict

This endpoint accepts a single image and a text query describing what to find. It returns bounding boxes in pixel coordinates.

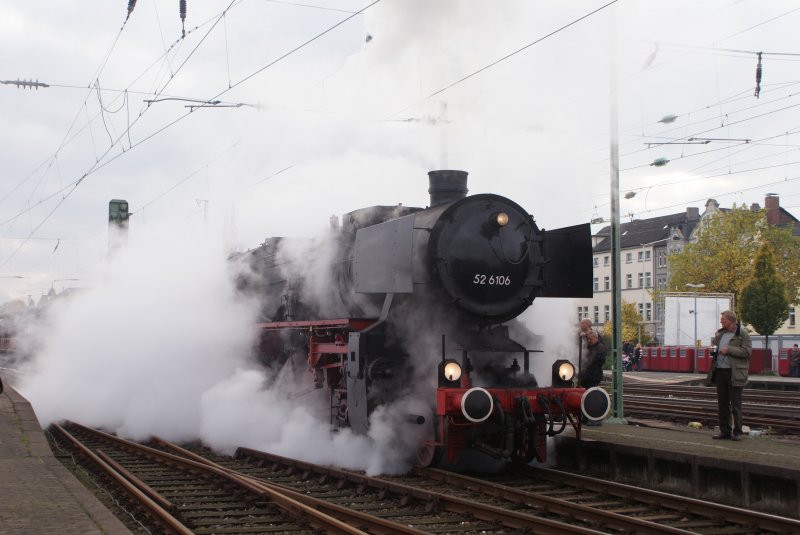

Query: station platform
[0,383,131,535]
[552,370,800,517]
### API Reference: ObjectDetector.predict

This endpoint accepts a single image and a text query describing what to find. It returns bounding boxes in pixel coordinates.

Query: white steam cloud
[17,224,428,475]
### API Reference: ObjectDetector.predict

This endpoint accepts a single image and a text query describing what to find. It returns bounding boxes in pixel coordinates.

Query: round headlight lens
[443,361,462,382]
[558,361,575,381]
[496,212,509,226]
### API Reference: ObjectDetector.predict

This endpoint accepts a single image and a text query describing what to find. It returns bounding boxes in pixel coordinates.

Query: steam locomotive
[235,170,610,467]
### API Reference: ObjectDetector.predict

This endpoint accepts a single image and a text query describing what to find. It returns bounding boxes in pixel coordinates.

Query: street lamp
[686,283,705,373]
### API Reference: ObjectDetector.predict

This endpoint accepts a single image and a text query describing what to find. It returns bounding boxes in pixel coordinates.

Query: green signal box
[109,199,130,227]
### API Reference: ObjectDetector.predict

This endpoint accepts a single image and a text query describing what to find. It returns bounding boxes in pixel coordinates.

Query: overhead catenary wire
[0,0,381,272]
[390,0,619,119]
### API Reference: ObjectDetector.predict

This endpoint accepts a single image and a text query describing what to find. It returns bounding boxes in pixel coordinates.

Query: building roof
[593,211,698,252]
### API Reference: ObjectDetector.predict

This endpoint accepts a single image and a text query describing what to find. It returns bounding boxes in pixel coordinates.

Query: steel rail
[623,396,800,431]
[524,465,800,534]
[150,437,430,535]
[622,384,800,405]
[63,422,367,535]
[173,442,611,534]
[413,466,694,534]
[51,423,194,535]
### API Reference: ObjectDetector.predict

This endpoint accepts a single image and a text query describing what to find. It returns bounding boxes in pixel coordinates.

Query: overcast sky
[2,0,799,300]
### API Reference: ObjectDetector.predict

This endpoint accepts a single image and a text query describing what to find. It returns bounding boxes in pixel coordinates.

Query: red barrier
[696,347,711,373]
[778,348,791,377]
[678,347,695,372]
[642,347,653,371]
[664,346,676,371]
[748,348,772,374]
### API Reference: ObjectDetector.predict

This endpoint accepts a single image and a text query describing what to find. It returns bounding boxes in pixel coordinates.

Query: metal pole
[693,294,698,373]
[607,25,625,424]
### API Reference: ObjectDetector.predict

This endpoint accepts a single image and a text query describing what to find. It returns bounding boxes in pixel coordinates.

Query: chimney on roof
[765,193,780,225]
[686,207,699,221]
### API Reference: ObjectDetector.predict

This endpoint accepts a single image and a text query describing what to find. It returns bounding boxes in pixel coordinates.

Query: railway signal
[108,199,131,255]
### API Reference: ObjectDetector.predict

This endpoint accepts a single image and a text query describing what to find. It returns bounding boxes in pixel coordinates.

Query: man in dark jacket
[580,330,606,389]
[579,330,606,426]
[710,310,752,441]
[790,344,800,378]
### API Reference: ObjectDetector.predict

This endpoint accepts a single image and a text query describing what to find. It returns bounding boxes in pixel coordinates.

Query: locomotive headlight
[443,361,462,381]
[552,359,575,387]
[438,359,463,387]
[495,212,509,226]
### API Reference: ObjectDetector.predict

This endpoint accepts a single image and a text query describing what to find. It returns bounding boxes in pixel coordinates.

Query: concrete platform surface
[0,383,132,535]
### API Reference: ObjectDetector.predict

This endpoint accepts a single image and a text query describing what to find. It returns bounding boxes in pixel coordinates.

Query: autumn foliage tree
[602,300,651,347]
[740,245,790,346]
[668,206,800,320]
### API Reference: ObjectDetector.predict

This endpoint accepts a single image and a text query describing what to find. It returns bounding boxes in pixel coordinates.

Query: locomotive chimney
[428,170,468,207]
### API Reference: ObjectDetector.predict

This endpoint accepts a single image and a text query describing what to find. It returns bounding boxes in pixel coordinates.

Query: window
[577,308,583,323]
[644,250,651,261]
[583,306,589,318]
[638,273,644,287]
[593,257,598,267]
[626,274,632,288]
[645,272,652,287]
[657,250,667,268]
[604,305,610,321]
[593,277,599,291]
[604,276,610,291]
[593,306,599,323]
[646,303,652,321]
[790,307,796,328]
[638,303,644,318]
[626,252,632,263]
[603,256,609,266]
[638,251,644,262]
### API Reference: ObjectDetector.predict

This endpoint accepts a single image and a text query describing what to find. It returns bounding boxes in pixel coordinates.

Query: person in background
[580,330,606,389]
[623,339,633,360]
[579,330,606,426]
[633,342,643,371]
[710,310,752,441]
[790,344,800,378]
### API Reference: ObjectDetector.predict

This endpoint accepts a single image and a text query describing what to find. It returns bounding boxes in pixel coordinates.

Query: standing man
[579,330,606,426]
[790,344,800,378]
[711,310,752,441]
[580,330,606,389]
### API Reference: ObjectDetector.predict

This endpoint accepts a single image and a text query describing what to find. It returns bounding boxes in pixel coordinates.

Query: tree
[740,245,790,343]
[601,300,652,347]
[668,206,800,315]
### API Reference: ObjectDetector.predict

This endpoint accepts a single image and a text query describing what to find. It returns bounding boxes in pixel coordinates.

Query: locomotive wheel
[511,425,536,465]
[415,419,443,467]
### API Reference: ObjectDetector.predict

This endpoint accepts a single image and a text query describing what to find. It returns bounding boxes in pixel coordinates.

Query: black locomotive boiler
[235,170,610,467]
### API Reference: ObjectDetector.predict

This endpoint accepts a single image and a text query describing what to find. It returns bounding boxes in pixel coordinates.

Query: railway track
[50,422,399,535]
[394,466,800,534]
[52,422,608,534]
[51,421,800,534]
[616,383,800,433]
